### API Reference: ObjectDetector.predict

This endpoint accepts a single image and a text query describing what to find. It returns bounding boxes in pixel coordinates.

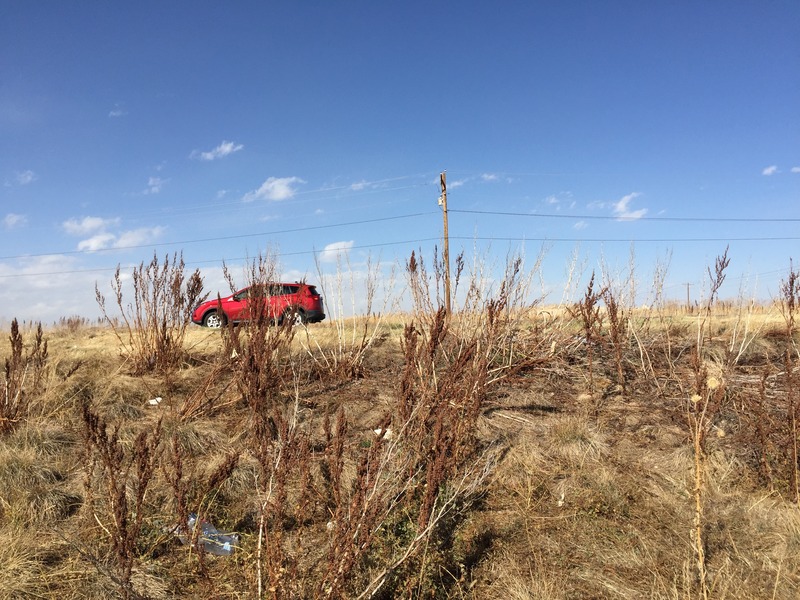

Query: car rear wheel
[203,311,225,328]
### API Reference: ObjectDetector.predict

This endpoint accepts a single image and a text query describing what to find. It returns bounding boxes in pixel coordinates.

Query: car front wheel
[203,311,225,328]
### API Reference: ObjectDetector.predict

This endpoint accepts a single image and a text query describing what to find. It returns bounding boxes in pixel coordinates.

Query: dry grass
[1,254,800,599]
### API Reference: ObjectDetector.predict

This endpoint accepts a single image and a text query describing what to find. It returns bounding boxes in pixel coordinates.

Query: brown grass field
[1,255,799,599]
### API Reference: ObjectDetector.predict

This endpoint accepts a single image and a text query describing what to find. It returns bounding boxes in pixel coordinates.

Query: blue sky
[1,1,798,323]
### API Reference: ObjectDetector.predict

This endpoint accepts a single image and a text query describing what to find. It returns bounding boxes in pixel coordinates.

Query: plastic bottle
[179,513,239,556]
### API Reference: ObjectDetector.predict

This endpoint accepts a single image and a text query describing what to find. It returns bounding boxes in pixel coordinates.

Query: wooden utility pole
[439,171,451,315]
[686,282,691,313]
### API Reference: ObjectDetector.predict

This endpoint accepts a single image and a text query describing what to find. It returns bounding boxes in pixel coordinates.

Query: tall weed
[1,319,48,434]
[96,252,206,375]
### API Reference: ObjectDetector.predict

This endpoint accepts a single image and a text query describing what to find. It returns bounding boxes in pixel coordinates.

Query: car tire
[203,311,225,328]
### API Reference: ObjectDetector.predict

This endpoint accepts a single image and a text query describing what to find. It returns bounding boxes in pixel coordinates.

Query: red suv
[191,282,325,328]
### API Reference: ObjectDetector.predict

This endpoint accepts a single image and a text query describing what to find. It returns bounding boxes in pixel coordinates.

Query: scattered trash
[174,513,239,556]
[373,427,394,441]
[147,397,162,406]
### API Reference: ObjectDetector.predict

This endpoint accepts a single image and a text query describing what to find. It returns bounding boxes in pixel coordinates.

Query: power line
[450,235,800,243]
[0,237,443,279]
[450,209,800,223]
[0,212,437,261]
[2,232,797,280]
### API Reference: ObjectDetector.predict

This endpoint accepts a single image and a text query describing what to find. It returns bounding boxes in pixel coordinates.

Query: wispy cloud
[108,104,127,117]
[791,166,800,173]
[573,220,588,230]
[144,176,167,194]
[192,140,244,161]
[481,173,498,182]
[762,165,779,176]
[613,192,647,221]
[16,170,36,185]
[318,240,354,263]
[3,213,27,229]
[114,226,166,248]
[243,176,305,202]
[63,215,163,252]
[63,216,121,235]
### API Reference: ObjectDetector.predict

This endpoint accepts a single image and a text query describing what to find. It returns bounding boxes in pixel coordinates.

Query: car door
[225,288,252,322]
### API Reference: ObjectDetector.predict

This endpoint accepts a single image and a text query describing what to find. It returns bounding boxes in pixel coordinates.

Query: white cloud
[319,240,355,263]
[192,140,244,161]
[77,233,116,252]
[350,180,369,191]
[144,176,167,194]
[3,213,27,229]
[613,192,647,221]
[0,254,104,323]
[791,166,800,173]
[63,216,162,252]
[762,165,779,176]
[481,173,498,182]
[243,176,305,202]
[114,226,165,248]
[449,179,466,188]
[16,170,36,185]
[63,216,121,236]
[108,104,127,117]
[573,220,588,230]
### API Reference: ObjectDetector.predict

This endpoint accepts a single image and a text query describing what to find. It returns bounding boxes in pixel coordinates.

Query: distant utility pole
[685,282,691,313]
[439,171,451,315]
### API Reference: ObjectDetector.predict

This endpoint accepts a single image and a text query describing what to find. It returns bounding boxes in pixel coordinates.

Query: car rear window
[307,286,319,296]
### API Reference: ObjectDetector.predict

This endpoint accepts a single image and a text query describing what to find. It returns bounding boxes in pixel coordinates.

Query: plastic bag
[174,513,239,556]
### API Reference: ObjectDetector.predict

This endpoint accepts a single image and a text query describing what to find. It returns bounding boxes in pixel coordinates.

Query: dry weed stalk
[778,262,800,504]
[306,253,392,380]
[221,252,314,598]
[80,401,162,600]
[696,246,730,351]
[567,272,606,396]
[683,247,729,600]
[163,437,239,574]
[602,286,628,393]
[685,354,726,600]
[779,260,798,343]
[96,252,207,375]
[1,319,48,434]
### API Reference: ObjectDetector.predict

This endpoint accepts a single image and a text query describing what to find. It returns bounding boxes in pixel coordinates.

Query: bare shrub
[2,319,48,434]
[217,252,315,597]
[779,259,798,342]
[163,436,239,573]
[96,252,207,375]
[602,286,628,393]
[567,272,606,395]
[80,401,162,599]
